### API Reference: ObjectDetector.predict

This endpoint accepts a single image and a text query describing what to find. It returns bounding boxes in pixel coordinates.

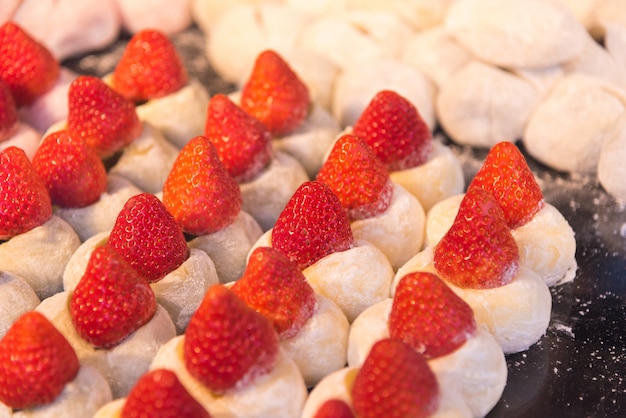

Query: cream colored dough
[444,0,587,69]
[598,114,626,200]
[523,74,626,174]
[150,336,308,418]
[436,60,539,148]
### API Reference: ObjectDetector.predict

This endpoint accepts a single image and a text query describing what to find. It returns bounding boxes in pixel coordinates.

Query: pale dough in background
[598,115,626,200]
[436,60,538,148]
[524,74,626,174]
[444,0,588,69]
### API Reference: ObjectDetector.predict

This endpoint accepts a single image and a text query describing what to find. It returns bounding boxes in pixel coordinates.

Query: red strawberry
[389,271,477,359]
[467,141,544,229]
[67,75,142,158]
[0,22,59,106]
[0,311,79,409]
[316,134,393,221]
[70,245,157,348]
[32,130,107,208]
[272,181,354,270]
[112,29,188,102]
[352,338,439,418]
[433,188,519,289]
[0,79,18,141]
[183,285,279,393]
[107,193,189,283]
[121,369,211,418]
[352,90,432,172]
[162,135,242,236]
[205,94,273,182]
[231,246,317,339]
[313,399,355,418]
[240,49,310,136]
[0,146,52,240]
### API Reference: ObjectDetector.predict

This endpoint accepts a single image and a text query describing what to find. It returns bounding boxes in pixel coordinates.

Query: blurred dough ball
[436,60,539,148]
[598,115,626,200]
[10,0,120,60]
[401,26,473,89]
[587,0,626,39]
[191,0,275,33]
[298,10,413,71]
[332,59,435,130]
[604,23,626,73]
[205,3,311,84]
[562,31,626,90]
[444,0,587,69]
[523,74,626,174]
[116,0,193,34]
[343,0,455,31]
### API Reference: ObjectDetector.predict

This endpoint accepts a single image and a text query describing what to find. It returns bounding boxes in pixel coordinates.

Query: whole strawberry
[317,134,393,221]
[67,75,142,158]
[121,369,211,418]
[467,141,544,229]
[389,271,477,359]
[313,399,355,418]
[0,146,52,240]
[272,181,354,270]
[352,338,439,418]
[0,311,79,409]
[32,130,107,208]
[205,94,273,183]
[162,136,242,236]
[0,79,18,141]
[231,246,317,339]
[433,188,520,289]
[0,22,59,106]
[112,29,188,102]
[107,193,189,283]
[352,90,432,172]
[70,245,157,348]
[240,49,310,136]
[183,285,279,393]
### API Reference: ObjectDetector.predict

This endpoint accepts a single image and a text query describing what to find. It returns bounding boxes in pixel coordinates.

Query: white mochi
[523,74,626,174]
[436,60,539,148]
[444,0,587,69]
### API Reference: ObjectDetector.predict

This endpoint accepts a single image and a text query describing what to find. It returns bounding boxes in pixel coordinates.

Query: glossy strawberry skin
[0,79,18,141]
[183,285,279,394]
[433,188,520,289]
[162,136,242,236]
[112,29,188,102]
[0,311,79,409]
[352,338,439,418]
[389,271,477,359]
[352,90,432,172]
[205,94,273,183]
[107,193,189,283]
[272,181,354,270]
[317,134,393,221]
[313,399,355,418]
[70,245,157,348]
[67,75,142,158]
[32,130,107,208]
[0,146,52,240]
[240,49,310,136]
[121,369,211,418]
[467,141,544,229]
[231,246,317,339]
[0,22,59,106]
